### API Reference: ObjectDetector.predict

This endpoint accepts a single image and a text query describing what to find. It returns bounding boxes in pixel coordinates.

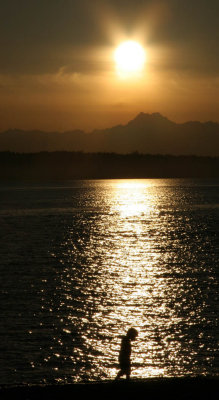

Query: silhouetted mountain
[0,113,218,155]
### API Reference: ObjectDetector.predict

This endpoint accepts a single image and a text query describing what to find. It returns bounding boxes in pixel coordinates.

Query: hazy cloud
[0,0,218,131]
[0,0,218,76]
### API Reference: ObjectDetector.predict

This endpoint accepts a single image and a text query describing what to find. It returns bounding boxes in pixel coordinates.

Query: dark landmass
[0,113,219,156]
[0,151,219,181]
[0,377,218,400]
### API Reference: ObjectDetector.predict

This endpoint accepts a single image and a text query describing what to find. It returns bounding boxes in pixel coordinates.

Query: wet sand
[0,377,218,400]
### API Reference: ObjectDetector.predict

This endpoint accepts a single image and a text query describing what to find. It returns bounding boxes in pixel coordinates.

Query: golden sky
[0,0,218,131]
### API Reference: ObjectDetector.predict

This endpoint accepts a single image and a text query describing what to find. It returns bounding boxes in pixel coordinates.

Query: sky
[0,0,218,132]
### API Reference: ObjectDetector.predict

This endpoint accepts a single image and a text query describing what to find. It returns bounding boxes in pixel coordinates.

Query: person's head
[127,327,138,341]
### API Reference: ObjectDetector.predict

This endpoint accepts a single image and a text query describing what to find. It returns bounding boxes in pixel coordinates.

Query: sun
[114,40,146,76]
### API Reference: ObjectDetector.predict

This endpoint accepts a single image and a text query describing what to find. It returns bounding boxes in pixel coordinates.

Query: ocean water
[0,179,218,385]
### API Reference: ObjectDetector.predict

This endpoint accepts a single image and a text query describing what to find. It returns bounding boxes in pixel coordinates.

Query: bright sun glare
[114,40,146,76]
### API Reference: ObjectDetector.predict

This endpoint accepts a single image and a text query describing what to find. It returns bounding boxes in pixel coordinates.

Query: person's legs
[115,369,125,380]
[116,365,131,380]
[125,372,130,380]
[125,367,131,380]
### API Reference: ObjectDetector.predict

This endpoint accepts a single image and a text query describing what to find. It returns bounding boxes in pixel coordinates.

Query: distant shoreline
[0,377,218,399]
[0,151,219,181]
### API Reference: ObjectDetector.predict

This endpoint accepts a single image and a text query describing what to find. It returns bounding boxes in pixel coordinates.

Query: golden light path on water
[100,180,165,378]
[50,179,216,382]
[1,179,217,385]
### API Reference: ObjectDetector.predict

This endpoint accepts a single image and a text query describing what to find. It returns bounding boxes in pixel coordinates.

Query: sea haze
[0,179,218,385]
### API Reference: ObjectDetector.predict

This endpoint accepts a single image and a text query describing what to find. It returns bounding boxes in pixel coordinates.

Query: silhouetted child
[116,327,138,380]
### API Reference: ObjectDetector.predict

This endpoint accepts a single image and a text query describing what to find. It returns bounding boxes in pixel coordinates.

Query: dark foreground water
[0,179,218,385]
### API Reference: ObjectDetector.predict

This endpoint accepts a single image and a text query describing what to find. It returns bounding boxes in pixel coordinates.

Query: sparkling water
[0,179,218,384]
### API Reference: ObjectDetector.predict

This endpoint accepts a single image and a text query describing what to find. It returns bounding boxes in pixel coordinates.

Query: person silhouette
[115,327,138,380]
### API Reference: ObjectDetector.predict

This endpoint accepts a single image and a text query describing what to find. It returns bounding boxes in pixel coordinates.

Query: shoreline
[0,377,218,399]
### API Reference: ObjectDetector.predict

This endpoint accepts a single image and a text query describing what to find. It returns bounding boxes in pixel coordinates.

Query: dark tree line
[0,151,219,180]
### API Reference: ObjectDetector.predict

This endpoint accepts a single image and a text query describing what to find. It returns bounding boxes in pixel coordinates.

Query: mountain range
[0,112,218,156]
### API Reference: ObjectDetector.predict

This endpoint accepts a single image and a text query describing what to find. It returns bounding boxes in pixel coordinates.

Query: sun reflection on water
[113,179,154,218]
[0,180,218,387]
[44,179,218,382]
